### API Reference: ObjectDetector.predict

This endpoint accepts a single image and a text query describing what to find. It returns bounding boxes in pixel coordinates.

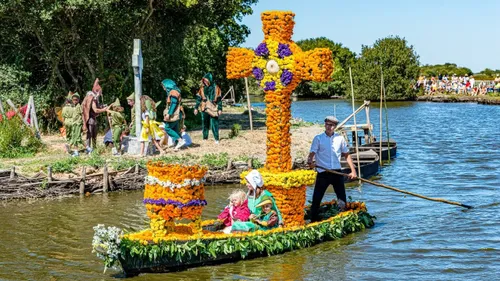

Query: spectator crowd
[415,74,500,96]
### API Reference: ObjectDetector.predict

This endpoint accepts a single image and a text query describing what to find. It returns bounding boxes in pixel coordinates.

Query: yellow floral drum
[144,162,208,237]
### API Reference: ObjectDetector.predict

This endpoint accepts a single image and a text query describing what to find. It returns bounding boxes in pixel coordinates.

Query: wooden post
[10,166,15,179]
[379,67,383,165]
[47,166,52,182]
[247,158,253,169]
[80,167,86,195]
[0,99,5,115]
[103,164,109,193]
[364,101,372,143]
[24,96,32,124]
[244,77,253,131]
[226,158,232,171]
[29,96,40,137]
[134,163,139,174]
[6,99,31,128]
[349,67,362,183]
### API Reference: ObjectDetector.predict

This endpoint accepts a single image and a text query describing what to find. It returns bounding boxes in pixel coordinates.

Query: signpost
[126,39,144,155]
[132,39,143,136]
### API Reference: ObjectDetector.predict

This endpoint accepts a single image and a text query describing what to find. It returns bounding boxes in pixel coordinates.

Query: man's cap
[324,116,339,124]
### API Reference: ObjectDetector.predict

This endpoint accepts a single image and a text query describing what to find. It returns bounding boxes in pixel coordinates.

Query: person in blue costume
[161,79,185,150]
[231,170,284,232]
[194,73,222,144]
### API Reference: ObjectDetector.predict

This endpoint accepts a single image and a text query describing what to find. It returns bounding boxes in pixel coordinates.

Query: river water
[0,101,499,280]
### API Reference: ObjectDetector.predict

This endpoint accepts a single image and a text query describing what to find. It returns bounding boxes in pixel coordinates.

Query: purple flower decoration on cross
[280,69,293,86]
[264,81,276,91]
[252,67,264,81]
[277,43,292,58]
[255,43,269,57]
[143,198,208,208]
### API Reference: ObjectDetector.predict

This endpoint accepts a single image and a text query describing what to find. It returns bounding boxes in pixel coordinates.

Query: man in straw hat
[308,116,357,221]
[106,98,127,155]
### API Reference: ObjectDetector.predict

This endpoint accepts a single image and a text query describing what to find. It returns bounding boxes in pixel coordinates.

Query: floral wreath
[252,40,294,92]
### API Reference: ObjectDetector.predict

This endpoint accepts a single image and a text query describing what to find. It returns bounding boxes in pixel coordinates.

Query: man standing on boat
[307,116,357,222]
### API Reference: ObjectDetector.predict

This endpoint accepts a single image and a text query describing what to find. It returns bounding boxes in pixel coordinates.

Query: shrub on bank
[0,116,43,158]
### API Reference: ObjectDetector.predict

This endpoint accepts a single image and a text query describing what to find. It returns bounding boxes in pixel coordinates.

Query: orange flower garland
[226,47,253,79]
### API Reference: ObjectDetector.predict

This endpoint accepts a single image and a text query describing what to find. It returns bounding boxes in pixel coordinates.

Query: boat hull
[118,203,374,276]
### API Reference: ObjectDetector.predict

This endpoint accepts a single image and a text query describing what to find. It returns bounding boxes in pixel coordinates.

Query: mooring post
[134,163,139,174]
[226,158,232,171]
[79,167,86,195]
[10,166,15,179]
[103,164,109,193]
[47,166,52,182]
[247,158,253,169]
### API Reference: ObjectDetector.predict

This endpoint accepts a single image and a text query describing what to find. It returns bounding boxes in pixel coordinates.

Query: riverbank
[416,94,500,104]
[0,107,322,199]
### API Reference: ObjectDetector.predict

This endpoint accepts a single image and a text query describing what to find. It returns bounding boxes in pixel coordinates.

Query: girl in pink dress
[218,190,251,234]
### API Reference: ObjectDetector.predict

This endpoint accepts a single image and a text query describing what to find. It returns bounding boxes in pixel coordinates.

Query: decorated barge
[92,10,375,277]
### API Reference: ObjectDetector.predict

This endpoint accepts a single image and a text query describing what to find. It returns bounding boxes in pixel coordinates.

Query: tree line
[1,0,495,130]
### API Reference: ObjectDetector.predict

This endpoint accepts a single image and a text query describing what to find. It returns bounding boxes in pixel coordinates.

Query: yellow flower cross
[226,11,334,172]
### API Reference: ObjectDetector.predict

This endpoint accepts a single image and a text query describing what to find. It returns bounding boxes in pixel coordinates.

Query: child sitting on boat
[218,190,251,234]
[231,170,284,232]
[250,195,279,230]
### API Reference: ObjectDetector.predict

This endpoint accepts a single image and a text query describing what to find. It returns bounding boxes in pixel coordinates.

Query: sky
[239,0,500,73]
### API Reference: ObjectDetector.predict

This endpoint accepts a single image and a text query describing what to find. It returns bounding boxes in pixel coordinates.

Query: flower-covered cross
[226,11,334,172]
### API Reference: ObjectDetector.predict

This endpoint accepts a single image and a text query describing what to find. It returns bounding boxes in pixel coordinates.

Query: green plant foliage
[352,36,420,101]
[0,0,258,128]
[200,153,229,169]
[0,117,43,158]
[296,37,356,97]
[420,63,472,77]
[229,123,241,139]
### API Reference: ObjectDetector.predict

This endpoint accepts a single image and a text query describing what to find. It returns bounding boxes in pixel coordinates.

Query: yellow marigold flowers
[226,47,253,79]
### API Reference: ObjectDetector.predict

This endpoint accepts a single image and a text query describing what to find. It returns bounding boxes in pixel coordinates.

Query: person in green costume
[61,92,74,154]
[107,98,127,155]
[194,73,222,144]
[161,79,185,150]
[251,195,280,230]
[231,170,284,232]
[126,93,137,137]
[69,92,84,156]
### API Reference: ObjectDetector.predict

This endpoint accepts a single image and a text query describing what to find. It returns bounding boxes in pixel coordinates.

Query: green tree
[352,36,420,100]
[0,0,257,129]
[420,63,472,77]
[295,37,355,97]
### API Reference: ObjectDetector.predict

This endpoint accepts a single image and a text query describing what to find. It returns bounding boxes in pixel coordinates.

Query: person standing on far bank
[307,116,357,222]
[194,73,222,144]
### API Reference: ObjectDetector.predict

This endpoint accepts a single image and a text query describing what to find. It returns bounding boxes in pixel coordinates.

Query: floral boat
[92,10,376,277]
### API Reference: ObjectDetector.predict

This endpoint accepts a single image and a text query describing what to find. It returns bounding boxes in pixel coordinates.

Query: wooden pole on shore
[47,166,53,183]
[10,166,15,179]
[79,167,86,195]
[244,77,253,131]
[349,67,362,182]
[315,165,473,209]
[103,164,109,193]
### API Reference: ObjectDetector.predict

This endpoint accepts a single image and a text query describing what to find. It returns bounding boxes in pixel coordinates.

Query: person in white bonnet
[308,116,357,221]
[230,169,284,232]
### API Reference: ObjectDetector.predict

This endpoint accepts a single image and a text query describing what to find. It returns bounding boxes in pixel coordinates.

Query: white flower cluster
[92,224,123,272]
[144,175,206,191]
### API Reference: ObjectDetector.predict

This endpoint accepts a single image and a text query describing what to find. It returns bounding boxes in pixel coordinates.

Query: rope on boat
[314,165,474,209]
